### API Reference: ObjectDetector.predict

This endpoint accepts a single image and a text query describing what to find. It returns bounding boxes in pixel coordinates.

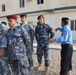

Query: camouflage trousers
[31,42,34,52]
[0,57,11,75]
[26,49,33,67]
[37,44,49,67]
[26,45,33,67]
[10,57,29,75]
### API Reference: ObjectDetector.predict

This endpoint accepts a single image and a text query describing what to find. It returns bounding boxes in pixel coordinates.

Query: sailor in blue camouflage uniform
[35,15,54,74]
[6,15,30,75]
[20,14,34,70]
[0,22,11,75]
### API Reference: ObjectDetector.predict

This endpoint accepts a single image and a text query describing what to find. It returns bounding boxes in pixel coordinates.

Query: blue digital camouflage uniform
[20,22,34,67]
[35,23,54,67]
[7,25,30,75]
[0,22,11,75]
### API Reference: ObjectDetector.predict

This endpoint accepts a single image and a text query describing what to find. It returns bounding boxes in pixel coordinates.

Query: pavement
[33,43,76,51]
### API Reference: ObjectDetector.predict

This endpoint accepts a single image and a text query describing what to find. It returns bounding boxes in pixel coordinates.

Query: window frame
[19,0,25,8]
[70,20,76,31]
[37,0,44,5]
[2,4,5,12]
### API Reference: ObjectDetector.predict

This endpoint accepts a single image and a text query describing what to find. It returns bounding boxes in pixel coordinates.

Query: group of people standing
[0,14,73,75]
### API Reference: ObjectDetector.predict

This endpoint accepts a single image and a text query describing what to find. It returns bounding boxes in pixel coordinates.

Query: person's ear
[15,19,18,23]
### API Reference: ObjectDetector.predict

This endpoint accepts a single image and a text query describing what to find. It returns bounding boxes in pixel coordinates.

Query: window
[70,20,76,31]
[2,4,5,12]
[19,0,25,8]
[37,0,44,4]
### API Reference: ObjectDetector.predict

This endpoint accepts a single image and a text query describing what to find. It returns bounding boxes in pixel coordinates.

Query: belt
[61,44,72,47]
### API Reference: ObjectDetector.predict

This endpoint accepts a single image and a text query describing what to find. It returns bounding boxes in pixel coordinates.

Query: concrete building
[0,0,76,41]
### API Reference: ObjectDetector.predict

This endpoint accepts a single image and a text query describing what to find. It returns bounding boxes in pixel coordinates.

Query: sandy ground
[11,47,76,75]
[28,48,76,75]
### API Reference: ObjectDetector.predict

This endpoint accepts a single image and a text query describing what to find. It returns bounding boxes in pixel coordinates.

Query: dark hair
[62,17,69,25]
[20,14,27,18]
[37,14,44,20]
[1,21,7,25]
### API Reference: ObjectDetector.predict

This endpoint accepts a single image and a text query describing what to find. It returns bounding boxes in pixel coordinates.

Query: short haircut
[62,17,69,25]
[37,14,44,20]
[20,14,27,18]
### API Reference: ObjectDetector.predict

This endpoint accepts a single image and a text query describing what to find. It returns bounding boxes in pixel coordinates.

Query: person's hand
[49,38,54,43]
[0,48,4,57]
[51,29,54,33]
[55,28,58,32]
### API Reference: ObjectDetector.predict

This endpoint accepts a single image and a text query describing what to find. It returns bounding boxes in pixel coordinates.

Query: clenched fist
[55,28,58,32]
[49,38,54,43]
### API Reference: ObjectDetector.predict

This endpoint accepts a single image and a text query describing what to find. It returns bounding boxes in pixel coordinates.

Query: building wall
[58,0,76,7]
[0,0,76,41]
[0,0,76,16]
